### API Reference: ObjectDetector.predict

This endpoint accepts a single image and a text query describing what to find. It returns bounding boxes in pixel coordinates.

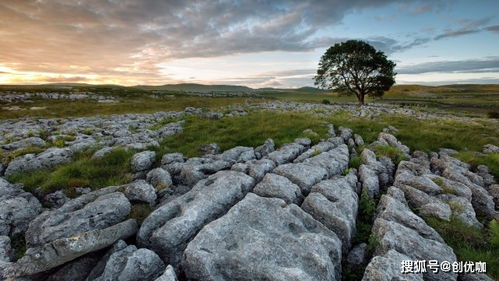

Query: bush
[322,99,331,105]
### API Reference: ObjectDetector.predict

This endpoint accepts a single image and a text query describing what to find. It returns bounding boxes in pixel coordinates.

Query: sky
[1,0,499,88]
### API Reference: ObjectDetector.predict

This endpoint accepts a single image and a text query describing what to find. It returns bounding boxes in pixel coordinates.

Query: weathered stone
[1,137,46,151]
[293,141,336,163]
[253,173,303,204]
[44,190,70,209]
[372,218,457,281]
[266,143,304,165]
[146,168,173,190]
[45,252,102,281]
[182,193,342,281]
[483,144,499,154]
[5,147,72,177]
[198,143,220,156]
[177,158,233,186]
[294,137,311,148]
[273,163,328,194]
[130,151,156,172]
[0,235,12,262]
[254,138,275,159]
[122,180,157,205]
[419,201,452,221]
[459,273,494,281]
[362,249,423,281]
[354,134,364,146]
[339,126,353,141]
[301,173,358,251]
[26,190,131,247]
[154,265,178,281]
[0,182,42,236]
[89,245,165,281]
[137,171,255,267]
[377,193,444,242]
[359,164,379,198]
[4,219,138,278]
[246,159,275,181]
[437,194,483,228]
[302,144,349,178]
[92,147,115,159]
[160,153,184,166]
[219,146,255,163]
[377,132,410,154]
[347,243,367,267]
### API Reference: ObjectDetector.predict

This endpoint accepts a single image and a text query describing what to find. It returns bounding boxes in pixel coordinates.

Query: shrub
[322,99,331,105]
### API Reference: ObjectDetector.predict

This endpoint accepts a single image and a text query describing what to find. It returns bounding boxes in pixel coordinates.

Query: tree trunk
[358,93,365,106]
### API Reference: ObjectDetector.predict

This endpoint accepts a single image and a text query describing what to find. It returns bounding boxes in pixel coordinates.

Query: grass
[426,216,499,280]
[129,203,153,225]
[156,111,329,157]
[1,146,45,163]
[10,232,26,261]
[454,152,499,182]
[370,145,408,165]
[7,147,134,197]
[344,191,378,281]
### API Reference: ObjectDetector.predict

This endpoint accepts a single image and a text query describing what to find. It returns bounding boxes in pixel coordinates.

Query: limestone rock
[253,173,303,204]
[146,168,173,190]
[122,180,157,205]
[137,171,255,267]
[182,193,342,281]
[131,151,156,172]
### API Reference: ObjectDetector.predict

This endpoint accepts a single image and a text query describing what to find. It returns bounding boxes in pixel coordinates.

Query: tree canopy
[314,40,396,105]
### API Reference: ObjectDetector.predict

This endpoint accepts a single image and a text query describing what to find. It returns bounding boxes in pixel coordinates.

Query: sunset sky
[1,0,499,88]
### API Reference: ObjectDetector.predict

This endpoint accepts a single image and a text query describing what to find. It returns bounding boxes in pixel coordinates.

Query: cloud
[397,57,499,74]
[434,16,494,40]
[485,24,499,33]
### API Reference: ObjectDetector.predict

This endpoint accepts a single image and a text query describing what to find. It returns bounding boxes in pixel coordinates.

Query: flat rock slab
[302,144,349,178]
[273,163,328,194]
[26,189,131,247]
[182,193,342,281]
[137,171,255,267]
[4,219,138,278]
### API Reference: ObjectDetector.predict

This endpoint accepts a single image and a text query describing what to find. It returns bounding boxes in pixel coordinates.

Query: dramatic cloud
[397,57,499,74]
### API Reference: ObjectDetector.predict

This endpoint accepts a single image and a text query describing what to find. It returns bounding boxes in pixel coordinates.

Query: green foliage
[352,191,377,246]
[426,216,499,279]
[371,145,407,165]
[157,112,328,157]
[10,233,26,261]
[129,203,153,225]
[2,146,45,162]
[431,177,457,195]
[491,220,499,248]
[315,40,396,105]
[8,148,134,197]
[349,156,361,169]
[322,99,331,105]
[455,152,499,181]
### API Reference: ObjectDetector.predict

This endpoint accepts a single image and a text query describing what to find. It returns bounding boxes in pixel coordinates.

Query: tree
[314,40,396,105]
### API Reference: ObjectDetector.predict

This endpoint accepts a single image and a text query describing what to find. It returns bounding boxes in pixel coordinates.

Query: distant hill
[135,83,254,93]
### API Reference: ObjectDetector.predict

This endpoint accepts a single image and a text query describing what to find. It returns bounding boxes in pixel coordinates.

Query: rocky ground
[0,102,498,281]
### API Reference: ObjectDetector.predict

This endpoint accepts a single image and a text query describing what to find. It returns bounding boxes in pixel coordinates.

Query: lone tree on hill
[314,40,396,105]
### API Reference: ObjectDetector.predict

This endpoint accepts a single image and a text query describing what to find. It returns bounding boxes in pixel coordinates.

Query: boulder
[177,157,233,186]
[146,168,173,190]
[44,190,70,209]
[359,165,379,198]
[1,137,46,151]
[302,144,349,177]
[246,159,276,181]
[198,143,220,156]
[89,245,165,281]
[131,151,156,172]
[92,147,115,159]
[219,146,255,163]
[266,143,304,165]
[362,249,423,281]
[372,218,457,281]
[182,193,342,281]
[293,141,337,163]
[26,189,131,247]
[5,147,73,177]
[137,171,255,267]
[253,173,303,204]
[254,138,275,159]
[154,265,178,281]
[301,174,358,251]
[346,243,367,267]
[122,180,157,205]
[0,182,42,236]
[4,219,138,278]
[273,163,328,194]
[482,144,499,154]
